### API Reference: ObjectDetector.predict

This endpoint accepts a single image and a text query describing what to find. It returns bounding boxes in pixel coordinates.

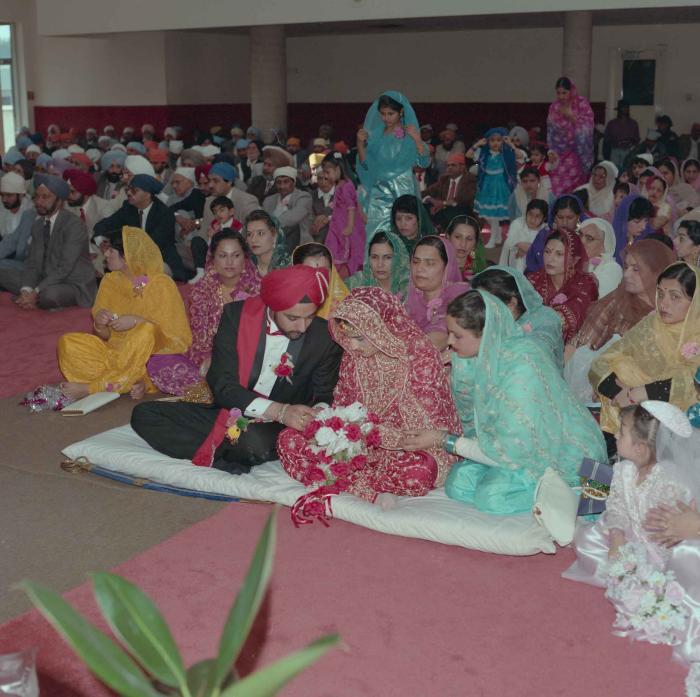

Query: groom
[131,265,343,473]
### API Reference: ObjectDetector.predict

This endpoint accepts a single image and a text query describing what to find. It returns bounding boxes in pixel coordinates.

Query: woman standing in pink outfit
[322,151,366,278]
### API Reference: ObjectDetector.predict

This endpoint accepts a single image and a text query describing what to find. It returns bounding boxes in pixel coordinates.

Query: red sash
[192,298,267,467]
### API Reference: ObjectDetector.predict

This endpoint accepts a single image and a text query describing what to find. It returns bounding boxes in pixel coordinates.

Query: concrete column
[562,11,593,99]
[249,25,287,141]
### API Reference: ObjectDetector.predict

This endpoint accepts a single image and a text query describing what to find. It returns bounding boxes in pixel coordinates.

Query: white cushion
[63,425,557,556]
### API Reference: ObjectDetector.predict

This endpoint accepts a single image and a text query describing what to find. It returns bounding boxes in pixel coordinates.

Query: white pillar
[562,11,593,99]
[249,25,287,142]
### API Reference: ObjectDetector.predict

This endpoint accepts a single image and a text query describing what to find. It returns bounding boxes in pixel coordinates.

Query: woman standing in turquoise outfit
[471,264,564,369]
[405,290,606,515]
[346,230,410,299]
[357,91,430,249]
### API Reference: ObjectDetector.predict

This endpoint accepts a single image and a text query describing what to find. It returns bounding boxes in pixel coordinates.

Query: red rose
[349,454,368,471]
[303,420,322,439]
[344,423,362,441]
[334,478,351,492]
[304,467,327,485]
[368,412,381,425]
[330,461,351,478]
[325,416,344,431]
[275,363,292,377]
[366,428,381,447]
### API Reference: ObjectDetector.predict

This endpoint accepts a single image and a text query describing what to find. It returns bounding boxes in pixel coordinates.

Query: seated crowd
[3,84,700,684]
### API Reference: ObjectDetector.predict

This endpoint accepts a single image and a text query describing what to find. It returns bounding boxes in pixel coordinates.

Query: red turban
[148,148,169,163]
[195,163,212,181]
[261,266,329,311]
[63,168,97,196]
[447,153,465,165]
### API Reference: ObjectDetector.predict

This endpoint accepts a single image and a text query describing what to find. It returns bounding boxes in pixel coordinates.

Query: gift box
[577,457,614,516]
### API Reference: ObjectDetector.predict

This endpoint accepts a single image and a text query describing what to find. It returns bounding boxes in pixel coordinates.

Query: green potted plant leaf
[21,507,338,696]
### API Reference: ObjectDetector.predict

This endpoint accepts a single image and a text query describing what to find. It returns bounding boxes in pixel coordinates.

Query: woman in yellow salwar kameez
[58,226,191,400]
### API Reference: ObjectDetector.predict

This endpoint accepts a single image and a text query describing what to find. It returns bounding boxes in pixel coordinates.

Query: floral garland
[291,402,381,527]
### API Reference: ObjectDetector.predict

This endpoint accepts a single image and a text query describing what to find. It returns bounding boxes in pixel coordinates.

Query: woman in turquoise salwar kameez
[405,289,606,515]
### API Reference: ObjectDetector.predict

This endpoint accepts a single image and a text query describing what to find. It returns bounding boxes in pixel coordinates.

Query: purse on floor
[532,467,579,546]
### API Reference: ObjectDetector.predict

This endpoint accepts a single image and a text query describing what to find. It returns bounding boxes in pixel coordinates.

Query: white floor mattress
[62,425,558,556]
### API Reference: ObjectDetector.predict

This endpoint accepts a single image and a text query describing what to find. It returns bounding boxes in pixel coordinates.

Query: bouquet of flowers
[291,402,381,527]
[604,542,688,646]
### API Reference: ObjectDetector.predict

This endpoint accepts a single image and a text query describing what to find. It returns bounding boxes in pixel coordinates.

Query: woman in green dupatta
[244,210,290,277]
[405,289,606,515]
[346,230,410,299]
[390,194,435,255]
[471,264,564,369]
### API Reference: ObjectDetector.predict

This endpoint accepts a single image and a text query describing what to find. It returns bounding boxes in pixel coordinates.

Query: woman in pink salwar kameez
[277,287,461,506]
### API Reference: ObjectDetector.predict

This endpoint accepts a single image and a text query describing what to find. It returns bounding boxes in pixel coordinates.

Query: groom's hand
[284,404,318,431]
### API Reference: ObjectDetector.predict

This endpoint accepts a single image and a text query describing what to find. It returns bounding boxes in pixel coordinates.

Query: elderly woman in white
[579,217,622,298]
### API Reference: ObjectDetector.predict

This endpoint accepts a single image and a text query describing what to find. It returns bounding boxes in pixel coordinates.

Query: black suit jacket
[207,300,342,412]
[168,188,206,219]
[93,197,190,281]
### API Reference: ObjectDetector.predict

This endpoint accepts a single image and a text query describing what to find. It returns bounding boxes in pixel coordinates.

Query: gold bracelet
[277,403,289,425]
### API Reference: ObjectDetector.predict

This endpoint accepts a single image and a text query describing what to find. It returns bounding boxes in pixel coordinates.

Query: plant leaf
[219,634,339,697]
[187,659,220,697]
[21,581,160,697]
[214,507,277,687]
[92,572,186,689]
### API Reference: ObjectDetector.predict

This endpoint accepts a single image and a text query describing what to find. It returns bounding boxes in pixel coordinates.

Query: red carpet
[0,503,685,696]
[0,293,92,398]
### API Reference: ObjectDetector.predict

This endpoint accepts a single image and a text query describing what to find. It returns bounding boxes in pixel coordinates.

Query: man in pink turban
[132,265,342,471]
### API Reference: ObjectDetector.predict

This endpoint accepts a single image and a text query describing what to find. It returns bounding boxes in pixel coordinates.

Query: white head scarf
[585,160,618,217]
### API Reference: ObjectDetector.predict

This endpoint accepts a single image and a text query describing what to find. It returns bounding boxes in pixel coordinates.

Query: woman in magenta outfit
[321,151,366,278]
[147,229,260,400]
[547,76,594,196]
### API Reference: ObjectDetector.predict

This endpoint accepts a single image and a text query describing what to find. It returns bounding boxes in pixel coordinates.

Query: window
[0,25,17,148]
[621,54,656,106]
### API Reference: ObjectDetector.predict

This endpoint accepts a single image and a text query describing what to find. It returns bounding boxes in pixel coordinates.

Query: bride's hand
[403,429,444,451]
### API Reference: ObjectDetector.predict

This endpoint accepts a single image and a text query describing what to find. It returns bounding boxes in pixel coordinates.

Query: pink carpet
[0,292,92,398]
[0,503,686,696]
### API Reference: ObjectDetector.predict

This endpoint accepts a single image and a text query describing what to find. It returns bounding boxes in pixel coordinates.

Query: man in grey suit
[0,174,97,310]
[262,166,313,253]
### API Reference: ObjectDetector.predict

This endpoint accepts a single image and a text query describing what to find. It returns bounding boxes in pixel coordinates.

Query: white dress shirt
[244,311,291,418]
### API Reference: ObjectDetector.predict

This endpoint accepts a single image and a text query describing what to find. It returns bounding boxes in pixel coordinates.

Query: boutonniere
[225,408,250,444]
[681,342,700,360]
[132,275,148,296]
[274,352,294,384]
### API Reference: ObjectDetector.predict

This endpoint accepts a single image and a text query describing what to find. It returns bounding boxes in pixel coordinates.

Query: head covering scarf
[260,265,329,311]
[681,158,700,193]
[546,79,595,194]
[245,214,291,272]
[525,193,586,273]
[346,229,410,298]
[591,262,700,433]
[405,235,470,335]
[527,228,597,342]
[329,287,461,484]
[357,90,421,194]
[292,242,349,320]
[450,290,606,482]
[584,160,618,217]
[390,194,435,254]
[473,264,564,368]
[612,193,655,262]
[576,239,676,350]
[666,159,700,211]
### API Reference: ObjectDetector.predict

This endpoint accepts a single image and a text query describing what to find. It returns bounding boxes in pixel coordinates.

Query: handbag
[532,467,579,546]
[577,457,614,516]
